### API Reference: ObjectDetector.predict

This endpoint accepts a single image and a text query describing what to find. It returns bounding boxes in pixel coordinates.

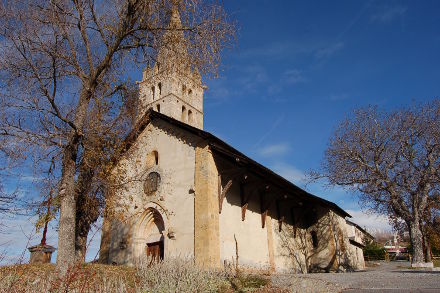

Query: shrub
[135,257,229,292]
[363,242,385,261]
[0,259,230,292]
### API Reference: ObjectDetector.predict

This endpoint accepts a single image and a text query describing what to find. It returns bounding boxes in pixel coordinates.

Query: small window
[188,89,192,96]
[311,231,318,249]
[188,110,193,123]
[144,172,161,195]
[181,106,187,121]
[151,86,155,100]
[158,82,162,95]
[146,150,159,167]
[182,84,186,95]
[153,150,159,165]
[156,104,160,113]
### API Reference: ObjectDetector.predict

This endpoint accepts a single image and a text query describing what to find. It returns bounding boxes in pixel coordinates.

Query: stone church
[99,7,367,273]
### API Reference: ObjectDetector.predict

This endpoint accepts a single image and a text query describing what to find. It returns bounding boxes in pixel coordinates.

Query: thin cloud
[271,162,306,186]
[239,64,269,92]
[258,143,291,157]
[283,69,306,84]
[346,209,392,232]
[204,78,232,107]
[253,114,285,148]
[371,5,407,23]
[329,93,350,101]
[239,40,321,60]
[315,42,344,59]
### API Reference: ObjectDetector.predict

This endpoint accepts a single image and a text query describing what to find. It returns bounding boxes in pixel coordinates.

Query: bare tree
[314,100,440,266]
[0,0,235,272]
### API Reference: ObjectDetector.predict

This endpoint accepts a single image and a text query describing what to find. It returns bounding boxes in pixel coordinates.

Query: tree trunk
[75,232,88,262]
[74,157,100,262]
[409,220,425,266]
[75,194,99,262]
[56,141,80,273]
[56,90,92,273]
[424,234,432,263]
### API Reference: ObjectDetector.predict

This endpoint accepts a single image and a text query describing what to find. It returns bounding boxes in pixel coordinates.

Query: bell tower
[137,5,204,129]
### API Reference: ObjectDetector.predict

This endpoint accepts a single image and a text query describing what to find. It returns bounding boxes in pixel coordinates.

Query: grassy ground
[0,260,285,292]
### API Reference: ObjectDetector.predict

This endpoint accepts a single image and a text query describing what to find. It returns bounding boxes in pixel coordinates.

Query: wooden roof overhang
[349,238,366,249]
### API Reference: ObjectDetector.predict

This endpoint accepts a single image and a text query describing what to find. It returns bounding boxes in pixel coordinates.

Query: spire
[169,3,182,30]
[156,2,187,68]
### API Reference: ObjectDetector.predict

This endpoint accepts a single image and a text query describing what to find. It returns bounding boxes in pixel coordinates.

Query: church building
[99,7,366,273]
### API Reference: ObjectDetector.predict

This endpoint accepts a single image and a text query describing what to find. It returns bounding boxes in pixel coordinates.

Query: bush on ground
[0,258,277,292]
[363,242,385,261]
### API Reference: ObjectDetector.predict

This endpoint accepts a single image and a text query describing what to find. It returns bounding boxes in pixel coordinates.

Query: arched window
[144,172,161,195]
[158,82,162,95]
[181,106,187,121]
[153,150,159,165]
[311,231,318,249]
[182,84,186,95]
[188,110,193,123]
[146,150,159,167]
[156,104,160,113]
[151,86,155,100]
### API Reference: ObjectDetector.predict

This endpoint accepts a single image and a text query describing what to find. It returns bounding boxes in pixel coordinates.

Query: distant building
[99,6,364,273]
[345,220,374,269]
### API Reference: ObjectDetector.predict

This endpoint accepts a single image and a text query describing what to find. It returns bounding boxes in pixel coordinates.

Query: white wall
[219,184,271,269]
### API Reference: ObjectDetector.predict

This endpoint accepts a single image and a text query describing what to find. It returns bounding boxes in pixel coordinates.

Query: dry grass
[0,258,280,292]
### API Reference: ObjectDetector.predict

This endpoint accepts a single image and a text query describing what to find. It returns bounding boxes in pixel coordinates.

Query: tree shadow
[276,207,355,273]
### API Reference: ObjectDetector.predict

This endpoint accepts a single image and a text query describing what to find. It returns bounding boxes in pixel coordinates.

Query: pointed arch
[132,205,167,263]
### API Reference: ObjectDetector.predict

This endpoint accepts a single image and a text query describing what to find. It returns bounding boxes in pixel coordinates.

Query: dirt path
[272,261,440,293]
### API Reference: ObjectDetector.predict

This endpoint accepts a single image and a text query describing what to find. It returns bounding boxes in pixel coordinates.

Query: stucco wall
[345,222,366,270]
[219,184,272,269]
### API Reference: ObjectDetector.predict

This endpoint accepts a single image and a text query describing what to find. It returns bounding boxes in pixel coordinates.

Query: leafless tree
[313,100,440,266]
[0,125,22,224]
[0,0,235,272]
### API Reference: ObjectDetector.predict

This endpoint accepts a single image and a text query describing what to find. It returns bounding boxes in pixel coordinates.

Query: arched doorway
[133,207,165,263]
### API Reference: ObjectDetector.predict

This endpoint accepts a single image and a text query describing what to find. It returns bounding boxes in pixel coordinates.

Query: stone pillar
[28,244,56,264]
[194,143,220,268]
[266,216,276,272]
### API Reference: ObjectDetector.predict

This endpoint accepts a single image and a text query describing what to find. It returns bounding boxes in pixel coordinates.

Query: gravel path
[272,261,440,293]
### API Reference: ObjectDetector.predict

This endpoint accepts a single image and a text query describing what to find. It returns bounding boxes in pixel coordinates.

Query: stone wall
[194,143,220,267]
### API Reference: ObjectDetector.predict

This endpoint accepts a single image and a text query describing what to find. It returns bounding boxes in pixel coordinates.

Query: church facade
[99,8,366,273]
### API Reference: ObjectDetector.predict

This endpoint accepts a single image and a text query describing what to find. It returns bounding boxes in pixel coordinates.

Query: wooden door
[146,241,164,262]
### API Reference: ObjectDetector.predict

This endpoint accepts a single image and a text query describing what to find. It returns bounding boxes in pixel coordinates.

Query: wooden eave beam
[240,182,250,221]
[290,207,297,238]
[218,174,233,214]
[260,188,277,229]
[276,200,285,232]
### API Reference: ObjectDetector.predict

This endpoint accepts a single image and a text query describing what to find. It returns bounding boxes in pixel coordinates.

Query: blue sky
[2,0,440,264]
[203,0,440,218]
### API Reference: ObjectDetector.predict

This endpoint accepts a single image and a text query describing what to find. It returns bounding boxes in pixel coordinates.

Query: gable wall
[105,120,200,265]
